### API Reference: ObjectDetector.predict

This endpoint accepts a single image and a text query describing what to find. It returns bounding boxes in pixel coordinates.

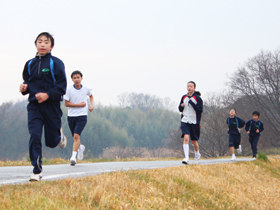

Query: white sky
[1,0,280,106]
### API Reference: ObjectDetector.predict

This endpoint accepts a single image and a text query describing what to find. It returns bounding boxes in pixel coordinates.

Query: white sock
[232,154,235,157]
[71,151,77,159]
[183,144,189,160]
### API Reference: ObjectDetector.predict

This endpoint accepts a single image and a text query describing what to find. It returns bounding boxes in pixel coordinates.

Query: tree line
[0,94,179,160]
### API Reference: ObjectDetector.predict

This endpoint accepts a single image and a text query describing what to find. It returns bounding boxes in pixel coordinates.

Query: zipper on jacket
[38,56,41,74]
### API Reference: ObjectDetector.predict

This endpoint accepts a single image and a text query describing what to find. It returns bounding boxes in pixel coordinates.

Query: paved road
[0,158,253,185]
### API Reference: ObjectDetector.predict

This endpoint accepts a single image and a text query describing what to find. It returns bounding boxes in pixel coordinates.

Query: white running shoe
[70,157,76,166]
[30,172,43,181]
[58,128,67,149]
[77,145,85,160]
[237,145,242,154]
[182,158,189,165]
[252,157,256,160]
[195,153,201,161]
[231,156,236,161]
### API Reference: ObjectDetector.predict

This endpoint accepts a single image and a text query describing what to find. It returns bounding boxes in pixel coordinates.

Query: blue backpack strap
[236,118,239,128]
[28,59,33,75]
[50,58,56,87]
[249,120,253,131]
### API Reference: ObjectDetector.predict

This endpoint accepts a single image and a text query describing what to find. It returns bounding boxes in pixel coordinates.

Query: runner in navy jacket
[19,32,67,181]
[226,109,245,161]
[245,111,264,159]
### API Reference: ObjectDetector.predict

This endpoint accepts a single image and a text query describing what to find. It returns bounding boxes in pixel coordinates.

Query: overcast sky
[1,0,280,106]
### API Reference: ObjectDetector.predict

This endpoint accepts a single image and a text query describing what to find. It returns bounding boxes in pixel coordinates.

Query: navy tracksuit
[22,52,67,174]
[226,117,245,149]
[245,119,264,157]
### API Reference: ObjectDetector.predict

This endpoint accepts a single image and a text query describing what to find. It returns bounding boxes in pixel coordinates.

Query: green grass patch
[257,152,269,162]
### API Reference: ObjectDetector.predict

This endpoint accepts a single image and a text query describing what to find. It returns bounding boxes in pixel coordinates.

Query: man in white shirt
[64,70,94,166]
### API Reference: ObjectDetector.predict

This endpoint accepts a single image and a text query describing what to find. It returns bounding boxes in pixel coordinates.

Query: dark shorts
[228,134,241,149]
[68,116,87,136]
[180,122,200,140]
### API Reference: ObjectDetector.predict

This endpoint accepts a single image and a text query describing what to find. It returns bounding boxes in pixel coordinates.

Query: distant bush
[257,152,268,162]
[100,146,179,159]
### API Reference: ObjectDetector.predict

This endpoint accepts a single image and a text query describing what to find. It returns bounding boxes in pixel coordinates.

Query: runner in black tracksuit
[226,109,245,160]
[20,32,67,181]
[245,111,264,159]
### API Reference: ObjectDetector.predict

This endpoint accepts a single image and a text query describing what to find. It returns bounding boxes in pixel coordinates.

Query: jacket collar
[35,52,52,59]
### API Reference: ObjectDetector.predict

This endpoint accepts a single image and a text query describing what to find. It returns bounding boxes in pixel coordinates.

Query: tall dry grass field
[0,159,279,209]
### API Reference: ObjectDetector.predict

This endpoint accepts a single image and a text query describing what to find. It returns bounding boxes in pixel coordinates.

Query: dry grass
[0,158,280,209]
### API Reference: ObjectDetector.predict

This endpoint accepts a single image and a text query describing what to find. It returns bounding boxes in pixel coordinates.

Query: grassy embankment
[0,155,279,209]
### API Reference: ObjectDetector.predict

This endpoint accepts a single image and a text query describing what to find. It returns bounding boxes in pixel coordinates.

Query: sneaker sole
[30,178,41,182]
[59,135,67,149]
[182,161,189,165]
[70,160,76,166]
[29,176,42,182]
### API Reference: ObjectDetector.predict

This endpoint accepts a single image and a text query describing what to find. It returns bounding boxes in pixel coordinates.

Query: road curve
[0,158,253,185]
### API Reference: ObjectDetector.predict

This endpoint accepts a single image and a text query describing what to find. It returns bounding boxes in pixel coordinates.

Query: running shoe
[231,156,236,161]
[182,158,189,165]
[252,155,256,160]
[70,157,76,166]
[77,145,85,160]
[30,173,43,182]
[237,145,242,154]
[58,128,67,149]
[195,153,201,161]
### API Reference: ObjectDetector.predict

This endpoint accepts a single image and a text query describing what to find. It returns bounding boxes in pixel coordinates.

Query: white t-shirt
[64,84,92,117]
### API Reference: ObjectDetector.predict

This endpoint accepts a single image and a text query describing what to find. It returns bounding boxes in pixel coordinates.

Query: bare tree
[127,147,147,158]
[199,93,230,157]
[229,48,280,147]
[167,128,185,158]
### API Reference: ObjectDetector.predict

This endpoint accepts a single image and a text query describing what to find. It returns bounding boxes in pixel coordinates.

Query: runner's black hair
[34,32,54,47]
[252,111,260,116]
[71,70,83,78]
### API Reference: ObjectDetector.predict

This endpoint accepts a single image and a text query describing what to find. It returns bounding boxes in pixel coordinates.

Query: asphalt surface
[0,158,253,185]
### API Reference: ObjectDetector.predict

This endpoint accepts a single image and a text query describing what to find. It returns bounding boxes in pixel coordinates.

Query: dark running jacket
[245,119,264,136]
[178,92,203,124]
[21,52,67,102]
[226,116,245,135]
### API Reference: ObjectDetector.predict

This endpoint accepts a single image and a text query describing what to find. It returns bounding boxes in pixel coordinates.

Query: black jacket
[245,119,264,136]
[226,116,245,135]
[22,52,67,102]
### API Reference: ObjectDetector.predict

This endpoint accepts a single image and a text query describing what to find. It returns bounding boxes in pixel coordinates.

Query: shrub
[257,152,268,162]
